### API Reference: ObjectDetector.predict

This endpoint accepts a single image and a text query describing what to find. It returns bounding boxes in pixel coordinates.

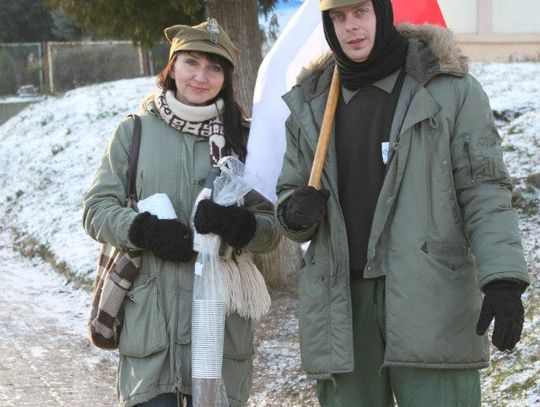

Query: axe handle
[308,66,340,189]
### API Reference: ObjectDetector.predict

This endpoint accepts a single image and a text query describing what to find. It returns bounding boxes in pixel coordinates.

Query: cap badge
[207,17,220,44]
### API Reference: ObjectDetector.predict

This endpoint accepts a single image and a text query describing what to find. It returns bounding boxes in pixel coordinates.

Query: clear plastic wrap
[191,166,228,407]
[212,157,260,206]
[190,157,267,407]
[191,231,228,407]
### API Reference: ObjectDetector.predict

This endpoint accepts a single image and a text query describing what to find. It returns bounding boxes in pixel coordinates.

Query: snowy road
[0,238,317,407]
[0,225,537,406]
[0,243,117,406]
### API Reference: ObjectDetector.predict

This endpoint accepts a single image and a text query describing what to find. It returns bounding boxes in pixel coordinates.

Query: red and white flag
[246,0,446,203]
[391,0,446,26]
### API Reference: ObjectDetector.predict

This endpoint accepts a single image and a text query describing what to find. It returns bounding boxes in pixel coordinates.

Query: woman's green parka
[275,24,529,379]
[83,101,280,406]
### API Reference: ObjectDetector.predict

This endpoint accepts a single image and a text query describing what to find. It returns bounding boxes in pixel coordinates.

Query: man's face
[329,1,376,62]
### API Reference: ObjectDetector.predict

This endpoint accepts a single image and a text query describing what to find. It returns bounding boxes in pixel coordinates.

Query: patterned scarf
[154,90,227,166]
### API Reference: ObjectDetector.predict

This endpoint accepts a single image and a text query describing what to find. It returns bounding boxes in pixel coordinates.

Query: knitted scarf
[154,90,227,166]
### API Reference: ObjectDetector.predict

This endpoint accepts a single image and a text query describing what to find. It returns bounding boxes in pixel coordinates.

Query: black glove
[193,199,256,249]
[283,186,330,230]
[476,280,526,351]
[128,212,194,262]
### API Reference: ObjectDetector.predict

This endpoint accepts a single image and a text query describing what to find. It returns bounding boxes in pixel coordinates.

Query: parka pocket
[460,132,512,188]
[421,241,472,271]
[118,276,168,357]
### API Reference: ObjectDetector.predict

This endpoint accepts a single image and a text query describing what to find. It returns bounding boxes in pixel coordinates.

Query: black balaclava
[323,0,409,90]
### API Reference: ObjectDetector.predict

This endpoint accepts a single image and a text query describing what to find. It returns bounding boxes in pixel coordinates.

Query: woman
[83,20,280,407]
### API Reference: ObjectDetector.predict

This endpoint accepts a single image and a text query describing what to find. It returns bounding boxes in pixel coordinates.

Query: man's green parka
[275,23,529,379]
[83,100,280,406]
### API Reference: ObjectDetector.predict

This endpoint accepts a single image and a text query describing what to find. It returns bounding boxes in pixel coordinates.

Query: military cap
[319,0,369,11]
[164,18,239,67]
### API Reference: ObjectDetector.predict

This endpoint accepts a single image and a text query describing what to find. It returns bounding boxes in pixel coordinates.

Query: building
[439,0,540,61]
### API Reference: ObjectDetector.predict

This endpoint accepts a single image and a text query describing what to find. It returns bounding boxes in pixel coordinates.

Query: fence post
[46,42,55,94]
[138,46,151,76]
[41,41,51,94]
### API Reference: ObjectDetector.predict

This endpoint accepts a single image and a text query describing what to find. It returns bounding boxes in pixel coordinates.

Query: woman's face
[170,52,225,106]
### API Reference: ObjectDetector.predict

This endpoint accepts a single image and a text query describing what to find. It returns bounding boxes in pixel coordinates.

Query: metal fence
[0,41,169,96]
[47,41,144,93]
[0,43,43,96]
[148,42,169,78]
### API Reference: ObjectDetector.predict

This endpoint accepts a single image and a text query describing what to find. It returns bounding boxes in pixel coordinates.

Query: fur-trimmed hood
[297,23,468,100]
[139,92,159,115]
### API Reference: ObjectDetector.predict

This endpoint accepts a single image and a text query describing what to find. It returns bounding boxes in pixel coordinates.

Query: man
[274,0,530,405]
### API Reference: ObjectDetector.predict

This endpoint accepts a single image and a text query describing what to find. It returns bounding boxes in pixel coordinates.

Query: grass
[10,227,93,291]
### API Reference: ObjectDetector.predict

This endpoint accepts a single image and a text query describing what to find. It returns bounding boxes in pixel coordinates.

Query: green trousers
[317,279,480,407]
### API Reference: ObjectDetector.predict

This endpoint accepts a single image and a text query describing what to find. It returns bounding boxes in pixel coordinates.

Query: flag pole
[308,65,340,189]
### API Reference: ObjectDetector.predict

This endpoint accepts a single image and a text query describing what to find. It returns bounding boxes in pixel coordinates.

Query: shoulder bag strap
[126,114,142,204]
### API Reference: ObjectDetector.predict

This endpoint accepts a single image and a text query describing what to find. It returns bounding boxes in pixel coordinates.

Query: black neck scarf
[323,0,409,90]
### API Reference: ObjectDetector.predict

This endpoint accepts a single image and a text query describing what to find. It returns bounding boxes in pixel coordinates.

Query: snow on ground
[0,77,156,282]
[0,63,539,406]
[470,63,540,116]
[0,228,116,371]
[0,96,45,104]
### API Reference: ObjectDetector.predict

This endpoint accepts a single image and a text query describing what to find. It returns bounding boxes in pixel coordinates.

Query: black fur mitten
[128,212,194,262]
[476,280,526,351]
[193,199,256,249]
[283,186,330,230]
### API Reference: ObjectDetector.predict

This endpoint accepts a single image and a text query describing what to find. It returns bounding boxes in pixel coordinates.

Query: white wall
[492,0,540,33]
[439,0,540,34]
[438,0,478,33]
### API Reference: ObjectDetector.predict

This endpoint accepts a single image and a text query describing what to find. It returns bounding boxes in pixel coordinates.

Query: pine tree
[46,0,203,47]
[0,0,56,42]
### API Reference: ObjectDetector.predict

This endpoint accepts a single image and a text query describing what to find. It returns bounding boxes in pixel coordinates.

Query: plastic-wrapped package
[191,232,228,407]
[190,157,270,407]
[191,167,228,407]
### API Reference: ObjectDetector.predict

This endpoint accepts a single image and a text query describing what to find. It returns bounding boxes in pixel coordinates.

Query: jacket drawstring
[429,115,439,129]
[331,374,339,396]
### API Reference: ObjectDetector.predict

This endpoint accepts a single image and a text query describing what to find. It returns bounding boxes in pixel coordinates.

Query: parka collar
[295,23,469,102]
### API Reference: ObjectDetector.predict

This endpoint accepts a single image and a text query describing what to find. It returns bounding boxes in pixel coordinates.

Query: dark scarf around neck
[323,0,409,90]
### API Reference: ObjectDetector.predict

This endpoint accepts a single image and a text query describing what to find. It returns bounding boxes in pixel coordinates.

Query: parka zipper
[463,134,475,183]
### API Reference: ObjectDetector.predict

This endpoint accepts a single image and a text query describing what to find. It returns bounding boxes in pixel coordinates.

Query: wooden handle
[308,66,340,189]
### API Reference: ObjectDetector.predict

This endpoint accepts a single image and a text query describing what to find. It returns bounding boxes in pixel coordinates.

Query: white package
[137,193,177,219]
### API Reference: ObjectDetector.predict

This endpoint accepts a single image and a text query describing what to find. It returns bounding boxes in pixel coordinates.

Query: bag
[88,114,142,350]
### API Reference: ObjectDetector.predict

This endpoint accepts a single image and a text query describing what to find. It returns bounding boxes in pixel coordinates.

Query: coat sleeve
[450,74,529,288]
[274,114,320,243]
[242,190,281,254]
[82,117,139,250]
